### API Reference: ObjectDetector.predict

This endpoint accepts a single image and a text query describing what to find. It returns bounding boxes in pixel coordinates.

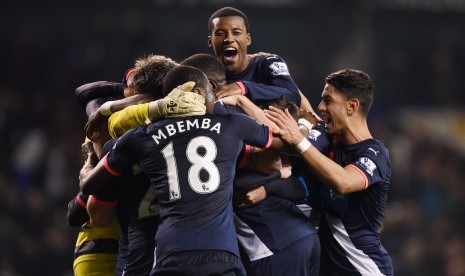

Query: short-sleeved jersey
[227,54,301,106]
[104,113,272,262]
[307,129,393,276]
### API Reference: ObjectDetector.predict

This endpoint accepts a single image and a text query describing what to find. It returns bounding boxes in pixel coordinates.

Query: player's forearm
[101,94,156,116]
[299,146,361,194]
[75,81,125,109]
[108,103,150,138]
[264,176,307,202]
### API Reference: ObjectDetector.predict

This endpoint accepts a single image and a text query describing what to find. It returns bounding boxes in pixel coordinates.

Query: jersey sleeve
[231,113,272,149]
[75,81,125,110]
[108,103,151,138]
[349,143,391,190]
[308,123,331,154]
[103,130,138,176]
[66,192,89,227]
[242,55,301,106]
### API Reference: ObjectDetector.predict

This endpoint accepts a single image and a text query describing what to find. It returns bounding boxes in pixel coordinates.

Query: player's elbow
[80,181,93,195]
[331,178,353,195]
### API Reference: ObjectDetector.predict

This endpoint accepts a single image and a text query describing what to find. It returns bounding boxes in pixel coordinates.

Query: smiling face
[208,16,251,75]
[318,84,350,136]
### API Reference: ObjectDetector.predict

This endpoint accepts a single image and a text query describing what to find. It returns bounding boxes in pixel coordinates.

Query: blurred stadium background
[1,0,464,275]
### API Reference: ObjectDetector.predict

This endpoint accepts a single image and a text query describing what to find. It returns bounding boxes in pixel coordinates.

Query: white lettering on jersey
[269,62,290,76]
[151,118,222,144]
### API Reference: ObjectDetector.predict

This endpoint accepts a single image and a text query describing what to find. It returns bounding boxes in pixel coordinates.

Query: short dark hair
[181,53,226,86]
[163,65,210,96]
[131,54,178,98]
[258,96,299,120]
[325,69,374,116]
[208,7,249,34]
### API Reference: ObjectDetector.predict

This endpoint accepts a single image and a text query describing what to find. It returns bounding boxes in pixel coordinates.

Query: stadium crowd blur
[1,1,464,275]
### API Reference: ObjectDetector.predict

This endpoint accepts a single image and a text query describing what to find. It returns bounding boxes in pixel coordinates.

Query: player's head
[319,69,373,134]
[163,65,215,111]
[259,96,299,121]
[181,53,227,90]
[207,7,251,75]
[130,54,178,99]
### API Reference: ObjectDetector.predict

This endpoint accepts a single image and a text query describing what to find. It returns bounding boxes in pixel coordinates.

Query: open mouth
[222,47,238,63]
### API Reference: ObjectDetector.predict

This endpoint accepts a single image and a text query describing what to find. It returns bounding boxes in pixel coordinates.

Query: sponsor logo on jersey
[368,147,380,156]
[269,62,290,76]
[309,129,322,141]
[357,157,377,176]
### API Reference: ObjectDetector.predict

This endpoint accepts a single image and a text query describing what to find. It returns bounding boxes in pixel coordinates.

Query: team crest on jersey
[357,157,377,176]
[309,129,322,141]
[269,62,290,76]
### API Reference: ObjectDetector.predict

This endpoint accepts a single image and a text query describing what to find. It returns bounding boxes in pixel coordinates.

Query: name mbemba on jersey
[151,118,221,144]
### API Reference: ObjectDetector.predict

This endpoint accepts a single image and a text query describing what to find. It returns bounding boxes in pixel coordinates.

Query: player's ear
[209,79,219,90]
[346,99,359,116]
[247,33,251,46]
[208,36,212,48]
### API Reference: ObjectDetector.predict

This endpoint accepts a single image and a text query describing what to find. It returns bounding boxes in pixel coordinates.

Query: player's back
[108,113,271,262]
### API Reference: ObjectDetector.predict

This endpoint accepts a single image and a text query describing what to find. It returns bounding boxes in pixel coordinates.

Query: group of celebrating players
[66,6,393,276]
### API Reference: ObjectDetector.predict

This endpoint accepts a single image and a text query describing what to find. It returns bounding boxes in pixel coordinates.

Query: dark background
[1,1,464,275]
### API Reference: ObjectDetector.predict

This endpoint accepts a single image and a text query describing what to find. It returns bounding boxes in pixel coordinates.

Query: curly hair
[130,54,179,98]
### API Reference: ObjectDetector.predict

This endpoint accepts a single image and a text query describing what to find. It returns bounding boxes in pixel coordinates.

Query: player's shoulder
[354,139,391,175]
[254,53,284,63]
[255,54,290,76]
[359,139,389,158]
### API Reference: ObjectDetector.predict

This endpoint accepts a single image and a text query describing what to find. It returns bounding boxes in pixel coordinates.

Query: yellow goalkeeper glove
[149,81,206,120]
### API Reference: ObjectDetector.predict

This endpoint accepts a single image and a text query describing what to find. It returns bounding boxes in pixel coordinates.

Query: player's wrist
[298,118,314,133]
[99,101,113,117]
[295,138,312,153]
[148,99,164,120]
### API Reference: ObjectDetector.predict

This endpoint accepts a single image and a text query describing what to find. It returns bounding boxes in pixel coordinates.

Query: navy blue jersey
[214,101,317,266]
[227,54,301,106]
[98,139,159,276]
[234,196,317,261]
[104,113,272,262]
[306,129,393,276]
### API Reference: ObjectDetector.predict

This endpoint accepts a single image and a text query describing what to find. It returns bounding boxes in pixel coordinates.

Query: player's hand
[85,110,110,142]
[81,141,98,165]
[235,186,267,208]
[161,89,206,118]
[265,106,305,146]
[214,83,243,100]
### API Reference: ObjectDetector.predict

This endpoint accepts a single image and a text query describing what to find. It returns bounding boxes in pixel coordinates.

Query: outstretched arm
[265,106,366,194]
